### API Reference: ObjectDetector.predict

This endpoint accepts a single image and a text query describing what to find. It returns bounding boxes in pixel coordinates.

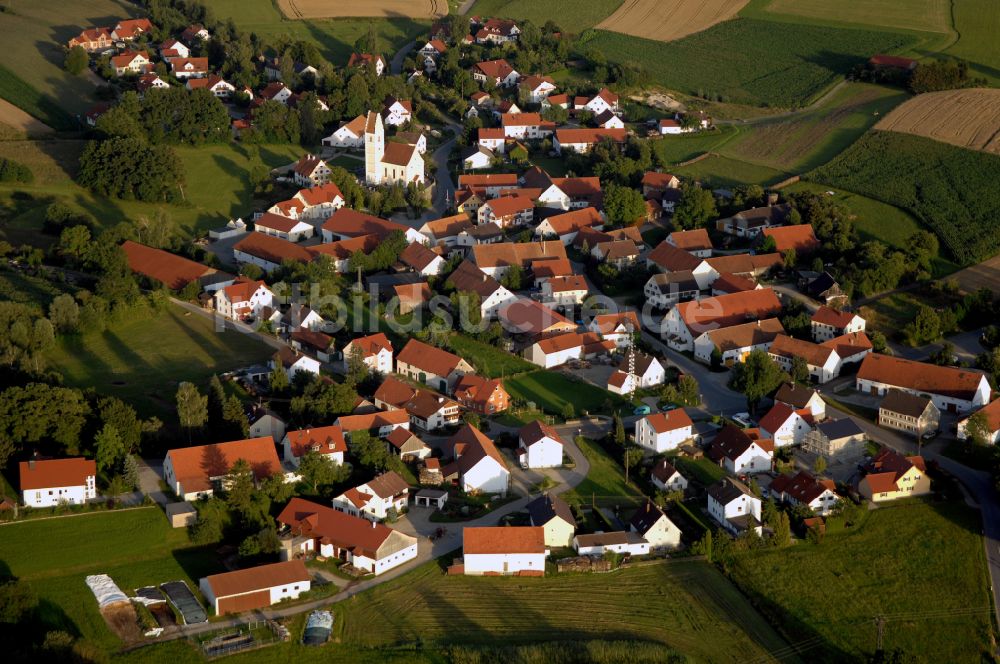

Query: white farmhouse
[707,425,774,475]
[445,425,510,495]
[634,410,694,454]
[199,560,310,616]
[629,501,681,552]
[758,402,814,447]
[650,458,688,493]
[281,425,347,467]
[462,526,547,576]
[332,471,410,522]
[707,478,763,535]
[19,458,96,507]
[517,420,564,469]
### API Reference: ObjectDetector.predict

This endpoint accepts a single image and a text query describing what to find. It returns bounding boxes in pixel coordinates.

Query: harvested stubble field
[874,88,1000,155]
[277,0,446,19]
[598,0,749,42]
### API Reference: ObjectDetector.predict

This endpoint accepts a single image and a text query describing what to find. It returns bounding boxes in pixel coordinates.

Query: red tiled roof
[285,425,346,457]
[704,318,784,352]
[121,240,215,290]
[471,240,566,269]
[704,253,782,276]
[590,311,641,335]
[170,57,208,73]
[222,277,267,303]
[485,195,533,217]
[255,212,307,234]
[770,470,835,504]
[234,232,313,264]
[449,424,507,472]
[712,272,757,294]
[642,172,678,189]
[811,305,857,328]
[346,333,393,358]
[821,331,872,358]
[858,354,988,401]
[19,458,95,491]
[473,59,516,80]
[708,425,774,463]
[296,182,343,206]
[499,299,574,335]
[278,498,398,558]
[762,224,819,253]
[458,173,518,188]
[555,128,626,145]
[464,526,544,554]
[336,409,410,433]
[399,242,441,271]
[542,207,602,235]
[648,241,703,272]
[677,288,782,335]
[668,228,711,251]
[166,437,281,494]
[862,448,925,493]
[769,334,837,367]
[758,402,813,435]
[644,410,693,434]
[397,339,465,377]
[322,209,408,239]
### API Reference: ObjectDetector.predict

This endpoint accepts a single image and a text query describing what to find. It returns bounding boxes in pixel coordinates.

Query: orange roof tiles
[397,339,466,377]
[858,354,988,401]
[19,458,95,491]
[464,526,545,554]
[285,425,346,457]
[166,437,281,494]
[121,240,216,290]
[677,288,782,335]
[234,232,314,264]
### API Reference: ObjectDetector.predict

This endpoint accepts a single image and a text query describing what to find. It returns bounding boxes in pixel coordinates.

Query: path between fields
[715,79,849,127]
[0,98,54,136]
[146,428,595,642]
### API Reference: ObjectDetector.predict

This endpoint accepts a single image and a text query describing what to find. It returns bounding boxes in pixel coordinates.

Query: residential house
[463,145,495,170]
[577,88,619,115]
[587,311,642,349]
[662,288,783,352]
[957,399,1000,444]
[396,339,474,393]
[856,354,991,413]
[767,335,842,384]
[445,260,517,320]
[758,402,814,447]
[281,425,347,467]
[249,409,286,443]
[769,471,840,515]
[419,214,475,248]
[594,110,625,129]
[292,154,331,187]
[385,427,432,461]
[342,333,394,375]
[19,458,96,507]
[322,114,367,149]
[762,224,819,255]
[111,18,154,40]
[541,275,589,310]
[278,498,418,574]
[802,271,848,307]
[271,347,321,381]
[290,328,335,362]
[474,18,521,44]
[137,72,170,94]
[398,242,445,276]
[321,208,426,245]
[712,272,759,296]
[650,459,688,493]
[821,331,873,366]
[67,27,113,52]
[181,24,210,43]
[629,501,681,551]
[453,374,511,416]
[517,420,564,469]
[213,278,274,321]
[644,271,701,310]
[111,50,152,76]
[707,478,763,535]
[471,59,519,87]
[520,75,557,103]
[462,526,545,576]
[335,409,410,441]
[470,240,567,280]
[418,39,447,59]
[534,207,602,245]
[707,425,774,475]
[347,53,386,76]
[478,196,535,228]
[121,240,232,292]
[501,112,554,140]
[553,128,627,154]
[527,494,575,547]
[608,352,666,395]
[542,93,569,109]
[525,331,615,368]
[457,172,519,198]
[187,75,235,98]
[666,229,712,258]
[658,118,684,135]
[232,232,314,273]
[332,471,409,522]
[811,306,866,342]
[802,418,866,460]
[444,424,510,495]
[858,448,930,503]
[200,560,310,616]
[878,389,941,437]
[500,298,576,337]
[254,212,314,242]
[693,318,785,366]
[592,239,642,268]
[293,182,345,220]
[574,531,649,557]
[774,382,826,420]
[381,96,412,126]
[163,437,282,501]
[716,204,792,237]
[170,57,209,79]
[634,410,694,454]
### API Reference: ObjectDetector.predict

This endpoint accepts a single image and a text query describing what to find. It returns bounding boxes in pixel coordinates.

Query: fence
[195,620,287,659]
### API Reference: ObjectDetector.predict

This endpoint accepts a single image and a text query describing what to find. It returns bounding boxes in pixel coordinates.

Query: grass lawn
[48,304,272,418]
[585,20,916,109]
[671,456,726,487]
[446,333,534,378]
[728,500,994,662]
[114,638,436,664]
[336,558,796,661]
[504,370,629,418]
[673,154,791,188]
[563,437,643,501]
[0,507,221,653]
[0,141,304,241]
[946,0,1000,84]
[528,156,570,177]
[492,408,549,427]
[721,83,909,173]
[466,0,622,33]
[213,0,428,66]
[651,125,741,165]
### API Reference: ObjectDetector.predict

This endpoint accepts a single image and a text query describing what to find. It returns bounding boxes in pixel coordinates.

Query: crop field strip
[597,0,750,43]
[466,0,623,34]
[874,88,1000,155]
[761,0,952,34]
[277,0,447,20]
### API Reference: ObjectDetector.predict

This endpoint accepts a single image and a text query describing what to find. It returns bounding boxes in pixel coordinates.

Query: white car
[732,413,753,428]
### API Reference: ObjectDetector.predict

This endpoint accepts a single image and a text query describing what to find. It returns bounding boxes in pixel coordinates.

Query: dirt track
[875,88,1000,155]
[277,0,446,19]
[598,0,749,42]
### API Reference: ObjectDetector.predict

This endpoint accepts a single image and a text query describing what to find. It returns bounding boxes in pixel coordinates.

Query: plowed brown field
[277,0,446,19]
[874,88,1000,155]
[597,0,749,42]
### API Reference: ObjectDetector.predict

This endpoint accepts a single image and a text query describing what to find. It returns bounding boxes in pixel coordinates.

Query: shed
[165,501,198,528]
[414,488,448,509]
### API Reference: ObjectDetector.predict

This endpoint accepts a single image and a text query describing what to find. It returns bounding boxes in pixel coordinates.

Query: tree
[0,384,90,464]
[677,375,700,406]
[269,353,290,393]
[176,382,208,440]
[790,356,810,384]
[222,394,249,437]
[603,184,646,226]
[98,396,142,454]
[0,578,37,624]
[189,497,231,544]
[298,450,350,494]
[771,511,791,547]
[500,264,524,291]
[560,402,574,420]
[461,410,481,430]
[64,46,89,75]
[729,349,786,412]
[623,447,643,484]
[613,412,625,446]
[247,146,270,193]
[94,423,125,474]
[78,137,185,203]
[964,411,992,446]
[672,183,717,230]
[903,305,940,346]
[813,455,827,475]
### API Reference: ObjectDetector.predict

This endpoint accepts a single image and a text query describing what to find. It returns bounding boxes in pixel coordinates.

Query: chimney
[371,520,376,528]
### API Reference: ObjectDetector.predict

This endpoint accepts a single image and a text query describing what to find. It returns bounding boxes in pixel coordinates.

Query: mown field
[0,141,304,241]
[504,370,630,417]
[277,0,445,20]
[0,0,139,125]
[758,0,952,34]
[810,130,1000,264]
[563,436,644,500]
[584,19,916,109]
[729,500,994,662]
[0,508,221,653]
[48,304,272,418]
[213,0,428,66]
[722,83,909,172]
[651,125,740,164]
[446,333,535,378]
[673,154,791,188]
[945,0,1000,84]
[337,559,797,661]
[597,0,749,43]
[874,88,1000,155]
[468,0,622,33]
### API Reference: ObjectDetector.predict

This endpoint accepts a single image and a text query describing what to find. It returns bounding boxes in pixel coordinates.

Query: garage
[217,589,272,616]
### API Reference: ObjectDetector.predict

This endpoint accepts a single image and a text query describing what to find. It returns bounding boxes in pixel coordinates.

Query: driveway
[137,458,169,505]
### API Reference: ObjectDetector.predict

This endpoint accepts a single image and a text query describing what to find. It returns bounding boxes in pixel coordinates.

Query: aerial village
[2,4,999,659]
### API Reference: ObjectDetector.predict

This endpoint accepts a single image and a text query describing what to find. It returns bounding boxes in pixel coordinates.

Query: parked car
[633,405,652,416]
[921,429,940,441]
[732,412,753,428]
[660,404,677,412]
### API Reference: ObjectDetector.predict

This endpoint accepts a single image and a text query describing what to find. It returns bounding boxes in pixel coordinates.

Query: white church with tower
[364,111,425,187]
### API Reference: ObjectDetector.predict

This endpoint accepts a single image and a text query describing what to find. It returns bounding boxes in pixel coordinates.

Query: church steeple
[364,110,384,185]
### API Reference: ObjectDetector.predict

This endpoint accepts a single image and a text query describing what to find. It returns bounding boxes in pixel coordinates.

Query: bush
[64,46,89,75]
[0,158,33,184]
